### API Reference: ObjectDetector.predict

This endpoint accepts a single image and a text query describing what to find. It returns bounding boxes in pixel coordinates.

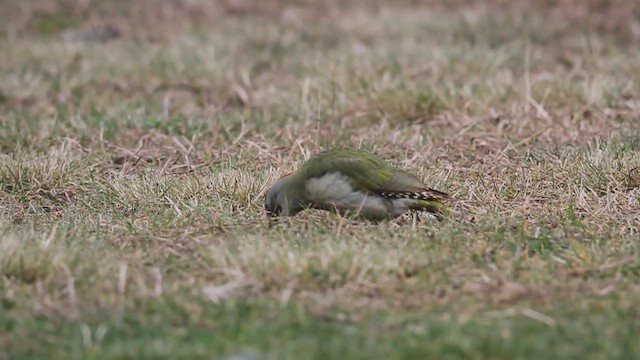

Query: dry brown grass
[1,0,640,358]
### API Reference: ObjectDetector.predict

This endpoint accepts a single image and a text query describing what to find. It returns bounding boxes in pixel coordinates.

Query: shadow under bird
[264,149,450,221]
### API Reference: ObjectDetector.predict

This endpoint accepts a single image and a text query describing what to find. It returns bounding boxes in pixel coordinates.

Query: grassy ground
[2,1,640,359]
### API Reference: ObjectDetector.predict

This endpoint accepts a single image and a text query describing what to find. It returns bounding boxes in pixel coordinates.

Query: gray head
[264,173,306,218]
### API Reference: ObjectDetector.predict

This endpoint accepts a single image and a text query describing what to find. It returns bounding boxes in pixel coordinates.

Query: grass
[1,0,640,358]
[4,300,640,359]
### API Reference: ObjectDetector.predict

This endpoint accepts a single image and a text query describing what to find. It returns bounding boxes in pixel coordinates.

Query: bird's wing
[300,150,394,193]
[301,150,449,201]
[379,171,450,201]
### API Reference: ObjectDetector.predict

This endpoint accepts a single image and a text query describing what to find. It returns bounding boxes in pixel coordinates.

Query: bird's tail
[411,199,451,216]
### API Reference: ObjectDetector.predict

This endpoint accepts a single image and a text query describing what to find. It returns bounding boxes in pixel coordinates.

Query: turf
[1,1,640,359]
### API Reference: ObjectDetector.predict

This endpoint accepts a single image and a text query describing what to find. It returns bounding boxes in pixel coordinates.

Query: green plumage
[265,149,451,220]
[298,149,396,193]
[297,149,449,200]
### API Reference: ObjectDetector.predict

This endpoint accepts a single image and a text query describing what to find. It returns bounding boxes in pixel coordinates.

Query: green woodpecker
[264,149,450,221]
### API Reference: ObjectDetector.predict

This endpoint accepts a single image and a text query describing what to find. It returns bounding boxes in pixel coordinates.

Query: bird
[264,149,450,221]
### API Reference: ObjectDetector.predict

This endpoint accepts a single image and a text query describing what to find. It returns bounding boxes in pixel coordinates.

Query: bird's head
[264,172,305,218]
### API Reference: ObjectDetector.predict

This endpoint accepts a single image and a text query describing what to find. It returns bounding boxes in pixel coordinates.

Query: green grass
[3,298,640,360]
[1,0,640,359]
